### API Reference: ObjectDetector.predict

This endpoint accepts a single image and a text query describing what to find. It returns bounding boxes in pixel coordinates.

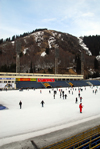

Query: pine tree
[94,58,99,69]
[30,62,33,73]
[75,55,81,73]
[45,48,50,55]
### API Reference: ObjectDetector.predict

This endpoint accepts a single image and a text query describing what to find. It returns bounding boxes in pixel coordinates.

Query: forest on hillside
[0,28,47,44]
[83,35,100,56]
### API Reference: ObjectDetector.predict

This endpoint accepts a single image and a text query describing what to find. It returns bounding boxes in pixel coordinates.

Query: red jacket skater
[79,103,83,113]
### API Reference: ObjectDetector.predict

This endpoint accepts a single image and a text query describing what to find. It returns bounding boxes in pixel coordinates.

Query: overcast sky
[0,0,100,39]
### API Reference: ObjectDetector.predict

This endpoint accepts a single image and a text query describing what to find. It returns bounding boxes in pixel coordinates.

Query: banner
[20,78,30,81]
[37,78,55,82]
[16,78,20,81]
[16,78,36,81]
[30,78,36,81]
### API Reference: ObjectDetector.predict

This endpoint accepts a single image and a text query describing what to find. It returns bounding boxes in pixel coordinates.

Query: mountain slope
[0,29,98,77]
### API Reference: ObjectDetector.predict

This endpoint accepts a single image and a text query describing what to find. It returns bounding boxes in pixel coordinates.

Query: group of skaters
[19,86,99,113]
[19,87,84,112]
[75,88,84,113]
[53,89,67,99]
[93,88,98,94]
[19,100,45,109]
[51,87,84,113]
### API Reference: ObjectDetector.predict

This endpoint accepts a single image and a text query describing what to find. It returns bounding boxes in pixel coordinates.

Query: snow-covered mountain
[0,29,99,77]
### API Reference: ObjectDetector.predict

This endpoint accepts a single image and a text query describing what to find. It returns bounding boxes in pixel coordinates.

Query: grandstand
[0,72,100,89]
[0,72,83,89]
[41,125,100,149]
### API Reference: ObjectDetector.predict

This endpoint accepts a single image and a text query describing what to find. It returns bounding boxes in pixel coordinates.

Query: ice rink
[0,86,100,148]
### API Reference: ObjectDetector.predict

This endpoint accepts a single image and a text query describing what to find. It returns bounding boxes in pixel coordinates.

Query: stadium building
[0,72,84,89]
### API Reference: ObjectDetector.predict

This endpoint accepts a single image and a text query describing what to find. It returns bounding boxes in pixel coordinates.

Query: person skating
[63,94,64,99]
[80,97,82,102]
[78,93,80,97]
[79,103,83,113]
[41,100,45,107]
[60,92,62,98]
[65,94,67,99]
[19,101,22,109]
[75,97,78,103]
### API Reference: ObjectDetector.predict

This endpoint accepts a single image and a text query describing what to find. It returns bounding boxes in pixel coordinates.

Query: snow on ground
[31,31,44,42]
[96,55,100,61]
[78,37,92,56]
[48,36,56,48]
[23,48,28,54]
[0,86,100,146]
[41,51,46,57]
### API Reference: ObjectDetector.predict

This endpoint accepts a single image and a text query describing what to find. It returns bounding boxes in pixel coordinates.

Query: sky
[0,0,100,40]
[0,86,100,147]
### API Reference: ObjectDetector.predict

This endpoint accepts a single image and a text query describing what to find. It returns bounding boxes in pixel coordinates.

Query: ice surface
[0,86,100,146]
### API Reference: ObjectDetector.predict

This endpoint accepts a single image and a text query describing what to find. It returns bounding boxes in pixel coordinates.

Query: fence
[41,125,100,149]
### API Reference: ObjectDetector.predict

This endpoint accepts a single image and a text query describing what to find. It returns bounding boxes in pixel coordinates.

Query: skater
[63,94,64,99]
[54,94,55,99]
[75,97,78,103]
[54,90,57,94]
[60,92,62,98]
[78,93,80,97]
[65,94,67,99]
[62,91,64,95]
[95,89,97,94]
[19,101,22,109]
[41,100,44,107]
[80,97,82,102]
[79,103,83,113]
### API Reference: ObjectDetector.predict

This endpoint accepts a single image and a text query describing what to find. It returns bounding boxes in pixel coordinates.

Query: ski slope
[0,86,100,146]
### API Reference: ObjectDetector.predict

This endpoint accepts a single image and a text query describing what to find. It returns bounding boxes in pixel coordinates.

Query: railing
[0,72,83,80]
[41,125,100,149]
